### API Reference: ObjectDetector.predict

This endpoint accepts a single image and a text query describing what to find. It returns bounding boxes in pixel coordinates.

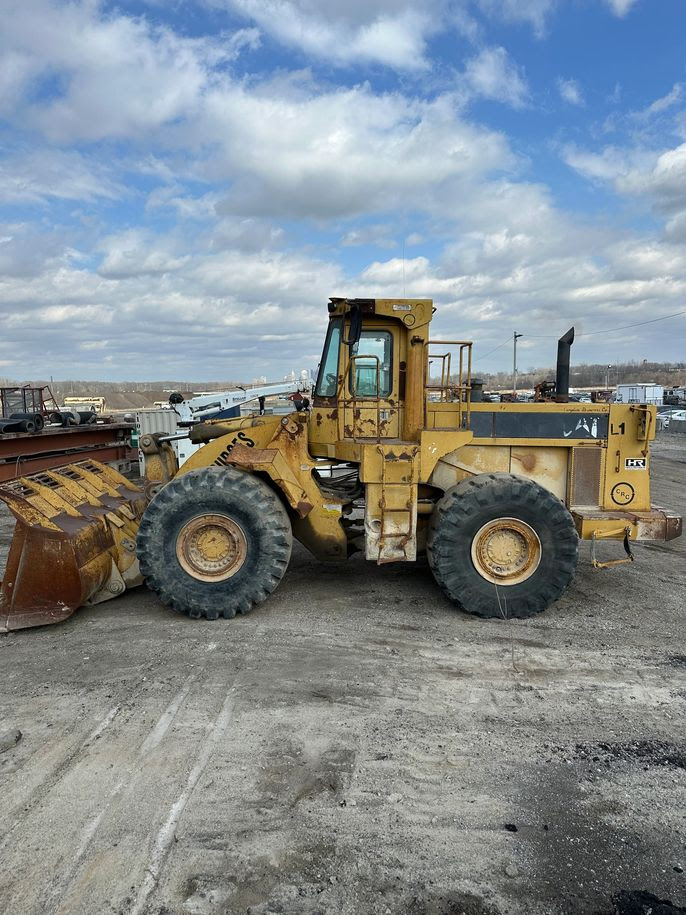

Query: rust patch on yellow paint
[516,452,536,472]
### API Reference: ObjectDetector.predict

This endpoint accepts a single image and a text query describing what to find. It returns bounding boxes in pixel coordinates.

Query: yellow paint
[114,304,681,561]
[600,404,653,511]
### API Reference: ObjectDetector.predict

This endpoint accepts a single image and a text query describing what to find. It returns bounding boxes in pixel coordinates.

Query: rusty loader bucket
[0,461,147,632]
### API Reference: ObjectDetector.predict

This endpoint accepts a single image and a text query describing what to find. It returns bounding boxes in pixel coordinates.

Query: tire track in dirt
[0,701,125,857]
[42,664,207,914]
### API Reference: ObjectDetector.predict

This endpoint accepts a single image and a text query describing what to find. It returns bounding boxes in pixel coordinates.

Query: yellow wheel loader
[1,298,682,631]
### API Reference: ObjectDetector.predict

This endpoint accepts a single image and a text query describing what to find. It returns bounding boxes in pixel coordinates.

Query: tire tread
[427,472,578,619]
[137,466,292,621]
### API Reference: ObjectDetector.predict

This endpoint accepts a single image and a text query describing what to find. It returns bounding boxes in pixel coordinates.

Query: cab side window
[351,331,393,398]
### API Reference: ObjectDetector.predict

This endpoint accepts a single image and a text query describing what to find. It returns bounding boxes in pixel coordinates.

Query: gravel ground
[0,436,685,915]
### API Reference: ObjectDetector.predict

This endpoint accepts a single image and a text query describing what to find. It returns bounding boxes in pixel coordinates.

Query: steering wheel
[326,373,338,388]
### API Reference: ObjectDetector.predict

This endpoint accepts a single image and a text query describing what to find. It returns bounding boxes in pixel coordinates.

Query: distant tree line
[0,379,246,398]
[477,360,686,391]
[2,358,685,398]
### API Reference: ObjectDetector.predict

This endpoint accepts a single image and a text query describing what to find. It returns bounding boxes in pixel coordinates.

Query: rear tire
[427,473,578,619]
[136,466,292,620]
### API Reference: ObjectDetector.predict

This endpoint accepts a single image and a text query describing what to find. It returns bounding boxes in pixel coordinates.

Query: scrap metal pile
[0,385,97,434]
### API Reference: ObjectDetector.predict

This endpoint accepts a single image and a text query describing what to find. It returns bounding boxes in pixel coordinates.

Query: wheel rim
[470,517,541,586]
[176,513,247,582]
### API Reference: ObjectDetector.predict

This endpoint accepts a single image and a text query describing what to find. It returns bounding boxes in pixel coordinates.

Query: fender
[180,413,349,561]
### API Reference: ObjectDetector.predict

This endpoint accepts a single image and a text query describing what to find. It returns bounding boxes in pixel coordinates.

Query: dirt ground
[0,436,685,915]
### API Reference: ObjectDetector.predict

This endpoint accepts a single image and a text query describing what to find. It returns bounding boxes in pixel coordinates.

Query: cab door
[341,324,402,440]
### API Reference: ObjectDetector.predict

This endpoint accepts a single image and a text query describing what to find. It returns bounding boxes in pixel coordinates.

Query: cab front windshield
[314,317,342,398]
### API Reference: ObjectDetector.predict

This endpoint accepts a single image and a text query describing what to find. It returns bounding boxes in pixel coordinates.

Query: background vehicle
[657,407,686,430]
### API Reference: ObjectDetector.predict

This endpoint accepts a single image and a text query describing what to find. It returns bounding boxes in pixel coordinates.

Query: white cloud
[562,144,649,183]
[0,2,515,223]
[605,238,686,279]
[0,225,77,277]
[97,230,190,279]
[563,137,686,286]
[209,218,285,253]
[215,0,437,69]
[638,83,682,118]
[2,186,686,378]
[0,149,121,204]
[361,255,430,284]
[558,77,584,107]
[0,237,345,377]
[207,0,556,71]
[0,0,257,142]
[601,83,685,138]
[1,0,685,380]
[5,302,116,328]
[605,0,639,17]
[341,225,397,248]
[474,0,555,37]
[563,142,686,213]
[207,88,514,219]
[619,143,686,197]
[464,47,529,108]
[352,229,686,369]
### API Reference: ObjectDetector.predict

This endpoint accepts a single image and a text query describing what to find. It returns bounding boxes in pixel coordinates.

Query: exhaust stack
[555,327,575,403]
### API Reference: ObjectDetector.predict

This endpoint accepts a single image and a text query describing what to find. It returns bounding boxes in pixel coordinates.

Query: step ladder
[366,444,419,563]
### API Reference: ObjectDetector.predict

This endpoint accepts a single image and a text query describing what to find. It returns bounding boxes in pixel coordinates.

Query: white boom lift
[171,381,303,425]
[164,380,309,465]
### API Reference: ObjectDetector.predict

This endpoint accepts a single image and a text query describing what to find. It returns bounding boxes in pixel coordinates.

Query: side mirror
[343,305,362,348]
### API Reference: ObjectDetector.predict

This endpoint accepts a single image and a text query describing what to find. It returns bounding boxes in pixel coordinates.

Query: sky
[1,0,686,383]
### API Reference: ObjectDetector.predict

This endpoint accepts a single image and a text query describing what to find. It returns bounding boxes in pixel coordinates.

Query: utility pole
[513,332,523,397]
[605,364,612,389]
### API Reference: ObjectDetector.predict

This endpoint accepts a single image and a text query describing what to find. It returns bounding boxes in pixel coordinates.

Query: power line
[470,308,685,371]
[578,307,686,336]
[525,308,686,339]
[474,337,511,364]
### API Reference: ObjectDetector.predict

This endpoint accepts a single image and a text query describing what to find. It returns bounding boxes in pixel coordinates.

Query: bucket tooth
[0,460,146,632]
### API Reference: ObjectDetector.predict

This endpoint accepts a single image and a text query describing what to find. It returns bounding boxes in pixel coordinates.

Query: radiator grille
[570,447,602,506]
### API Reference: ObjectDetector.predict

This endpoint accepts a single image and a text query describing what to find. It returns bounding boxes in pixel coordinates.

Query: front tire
[136,466,292,620]
[427,473,578,619]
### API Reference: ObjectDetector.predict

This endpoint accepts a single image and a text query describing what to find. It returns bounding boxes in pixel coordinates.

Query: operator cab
[310,298,434,457]
[314,317,393,400]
